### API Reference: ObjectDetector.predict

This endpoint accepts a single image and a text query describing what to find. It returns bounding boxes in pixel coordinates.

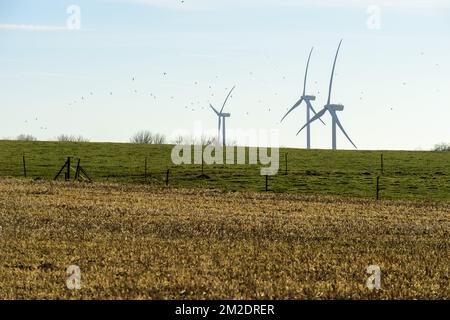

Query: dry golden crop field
[0,178,448,300]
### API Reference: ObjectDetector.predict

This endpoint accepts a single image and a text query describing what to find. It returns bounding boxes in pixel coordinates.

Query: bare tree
[130,131,153,144]
[153,133,166,144]
[16,134,37,141]
[200,135,218,146]
[434,143,450,152]
[172,135,218,146]
[172,135,185,145]
[56,134,90,142]
[130,131,166,144]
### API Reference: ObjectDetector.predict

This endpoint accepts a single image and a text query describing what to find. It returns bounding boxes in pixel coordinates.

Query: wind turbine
[281,47,325,149]
[297,40,357,150]
[210,86,235,146]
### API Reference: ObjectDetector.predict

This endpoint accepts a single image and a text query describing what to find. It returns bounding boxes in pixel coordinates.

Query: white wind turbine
[281,47,325,149]
[297,40,357,150]
[210,86,235,146]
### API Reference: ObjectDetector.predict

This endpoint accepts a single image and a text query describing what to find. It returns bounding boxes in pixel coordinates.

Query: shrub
[172,135,185,145]
[56,135,90,142]
[171,135,218,146]
[433,143,450,152]
[130,131,166,144]
[16,134,37,141]
[153,133,166,145]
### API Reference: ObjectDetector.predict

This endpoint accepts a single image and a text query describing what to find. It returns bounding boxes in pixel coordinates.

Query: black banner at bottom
[0,300,444,319]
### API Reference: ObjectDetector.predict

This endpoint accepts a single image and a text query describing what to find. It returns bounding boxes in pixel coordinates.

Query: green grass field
[0,140,449,201]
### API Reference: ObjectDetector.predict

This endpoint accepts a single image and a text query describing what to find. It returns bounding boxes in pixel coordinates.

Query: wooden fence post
[66,157,71,181]
[285,152,288,175]
[265,175,268,192]
[145,157,148,178]
[75,159,81,180]
[376,176,380,200]
[22,154,27,178]
[202,153,204,175]
[54,157,70,181]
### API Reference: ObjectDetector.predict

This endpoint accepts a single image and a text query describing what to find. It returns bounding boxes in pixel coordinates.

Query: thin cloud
[19,72,90,80]
[0,24,70,31]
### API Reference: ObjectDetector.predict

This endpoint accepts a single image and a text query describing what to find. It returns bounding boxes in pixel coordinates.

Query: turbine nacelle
[302,95,316,101]
[220,113,231,118]
[325,104,344,111]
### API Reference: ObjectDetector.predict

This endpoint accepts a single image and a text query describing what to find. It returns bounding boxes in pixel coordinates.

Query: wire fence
[1,150,449,201]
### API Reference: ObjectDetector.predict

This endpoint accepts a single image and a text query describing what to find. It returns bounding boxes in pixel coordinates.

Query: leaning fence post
[75,159,81,180]
[166,169,170,186]
[54,158,69,180]
[22,154,27,178]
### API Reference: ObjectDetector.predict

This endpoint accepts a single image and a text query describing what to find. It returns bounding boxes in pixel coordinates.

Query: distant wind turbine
[209,86,235,147]
[297,40,357,150]
[281,47,325,149]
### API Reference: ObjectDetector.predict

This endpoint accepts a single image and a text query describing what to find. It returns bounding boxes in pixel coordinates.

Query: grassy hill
[0,140,449,201]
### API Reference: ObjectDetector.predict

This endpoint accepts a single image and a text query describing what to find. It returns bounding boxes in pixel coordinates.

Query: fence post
[75,159,81,180]
[202,152,204,175]
[285,152,288,175]
[66,157,71,181]
[265,175,268,192]
[166,169,170,186]
[376,176,380,200]
[145,157,148,178]
[54,157,71,181]
[22,154,27,178]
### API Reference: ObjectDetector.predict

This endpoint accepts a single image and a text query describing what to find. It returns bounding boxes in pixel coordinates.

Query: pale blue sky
[1,0,449,150]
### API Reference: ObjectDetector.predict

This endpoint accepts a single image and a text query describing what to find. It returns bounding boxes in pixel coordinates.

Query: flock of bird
[21,45,441,144]
[60,72,289,118]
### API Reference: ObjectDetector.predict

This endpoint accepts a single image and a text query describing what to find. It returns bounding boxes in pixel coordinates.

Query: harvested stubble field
[0,178,448,299]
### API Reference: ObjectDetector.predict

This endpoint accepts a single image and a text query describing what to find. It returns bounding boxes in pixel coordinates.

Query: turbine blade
[308,104,326,125]
[220,85,236,113]
[327,39,343,105]
[210,104,220,116]
[218,117,221,131]
[331,111,357,149]
[296,108,327,135]
[281,98,304,122]
[303,47,314,96]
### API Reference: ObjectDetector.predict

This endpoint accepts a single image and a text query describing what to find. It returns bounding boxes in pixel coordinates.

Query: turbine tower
[210,86,235,146]
[281,47,325,149]
[297,40,357,150]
